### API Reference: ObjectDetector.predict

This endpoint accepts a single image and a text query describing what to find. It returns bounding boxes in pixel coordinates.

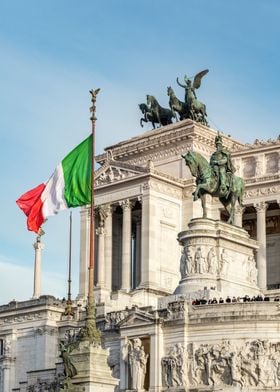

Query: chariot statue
[139,95,175,129]
[176,69,209,126]
[182,133,244,224]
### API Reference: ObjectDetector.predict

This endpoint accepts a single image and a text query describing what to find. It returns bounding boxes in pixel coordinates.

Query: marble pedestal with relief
[69,341,119,392]
[174,218,260,299]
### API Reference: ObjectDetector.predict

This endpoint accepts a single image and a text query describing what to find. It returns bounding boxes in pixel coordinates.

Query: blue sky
[0,1,280,304]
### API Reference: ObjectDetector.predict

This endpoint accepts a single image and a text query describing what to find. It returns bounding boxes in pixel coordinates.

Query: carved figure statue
[180,248,187,279]
[207,248,218,274]
[3,338,11,355]
[124,338,148,390]
[167,86,190,121]
[194,247,206,274]
[182,135,245,224]
[180,246,193,278]
[59,341,78,379]
[176,70,209,126]
[162,344,186,387]
[186,247,194,274]
[248,256,258,284]
[220,249,230,275]
[146,95,175,127]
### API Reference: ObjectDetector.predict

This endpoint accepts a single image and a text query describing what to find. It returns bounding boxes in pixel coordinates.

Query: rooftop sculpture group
[139,70,209,128]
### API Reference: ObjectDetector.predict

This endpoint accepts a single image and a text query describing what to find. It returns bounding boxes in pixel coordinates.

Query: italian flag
[16,135,92,233]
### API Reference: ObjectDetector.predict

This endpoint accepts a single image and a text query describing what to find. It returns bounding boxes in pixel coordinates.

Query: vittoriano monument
[139,69,209,128]
[182,133,245,224]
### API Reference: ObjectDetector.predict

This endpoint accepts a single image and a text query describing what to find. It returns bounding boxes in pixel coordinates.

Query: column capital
[102,203,113,215]
[96,204,111,227]
[119,199,131,210]
[96,226,105,236]
[254,201,268,213]
[235,205,245,215]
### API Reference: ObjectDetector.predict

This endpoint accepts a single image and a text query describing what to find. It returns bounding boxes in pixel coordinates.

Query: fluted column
[121,200,132,291]
[135,216,142,288]
[32,236,44,299]
[104,204,113,291]
[78,207,90,299]
[234,205,245,227]
[254,201,267,290]
[96,226,105,287]
[140,185,158,288]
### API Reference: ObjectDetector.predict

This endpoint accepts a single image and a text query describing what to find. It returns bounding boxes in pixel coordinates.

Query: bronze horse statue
[182,151,244,224]
[146,95,175,127]
[167,86,190,121]
[139,103,159,129]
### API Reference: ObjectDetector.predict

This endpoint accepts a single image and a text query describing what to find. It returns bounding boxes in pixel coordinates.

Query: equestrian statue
[182,133,244,224]
[176,69,209,126]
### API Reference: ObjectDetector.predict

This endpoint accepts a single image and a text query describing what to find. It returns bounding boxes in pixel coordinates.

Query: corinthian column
[96,226,105,286]
[254,201,267,290]
[104,204,113,291]
[121,200,132,291]
[78,207,90,299]
[32,235,44,299]
[234,205,245,227]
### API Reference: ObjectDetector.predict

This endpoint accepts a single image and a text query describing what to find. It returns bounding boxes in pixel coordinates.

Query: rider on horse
[210,134,236,198]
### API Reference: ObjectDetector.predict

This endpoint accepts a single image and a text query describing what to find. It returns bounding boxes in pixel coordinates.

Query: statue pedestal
[70,341,119,392]
[174,218,260,299]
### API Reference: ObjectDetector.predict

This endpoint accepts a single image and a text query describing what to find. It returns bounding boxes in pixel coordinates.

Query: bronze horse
[139,103,159,129]
[167,86,190,121]
[182,151,244,224]
[146,95,175,127]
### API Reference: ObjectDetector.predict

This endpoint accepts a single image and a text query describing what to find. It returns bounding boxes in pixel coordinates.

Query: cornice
[232,143,280,158]
[95,120,244,165]
[245,173,280,186]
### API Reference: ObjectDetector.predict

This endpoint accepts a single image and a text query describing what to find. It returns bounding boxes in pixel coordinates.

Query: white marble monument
[175,218,260,299]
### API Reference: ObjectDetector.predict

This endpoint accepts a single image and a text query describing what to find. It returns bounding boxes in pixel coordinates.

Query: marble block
[70,341,119,392]
[174,218,260,299]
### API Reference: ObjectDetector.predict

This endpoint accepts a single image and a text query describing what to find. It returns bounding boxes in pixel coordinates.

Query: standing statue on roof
[176,69,209,126]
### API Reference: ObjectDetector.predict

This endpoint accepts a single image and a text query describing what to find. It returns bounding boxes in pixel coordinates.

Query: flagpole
[85,88,101,344]
[64,211,74,317]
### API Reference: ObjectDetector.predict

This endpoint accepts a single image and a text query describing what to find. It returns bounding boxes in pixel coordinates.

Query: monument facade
[1,119,280,391]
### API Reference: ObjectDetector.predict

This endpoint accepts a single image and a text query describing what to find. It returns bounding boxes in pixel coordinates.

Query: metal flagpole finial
[89,88,100,122]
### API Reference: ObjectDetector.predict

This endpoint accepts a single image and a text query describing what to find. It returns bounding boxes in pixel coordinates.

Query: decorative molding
[244,185,280,199]
[96,121,243,166]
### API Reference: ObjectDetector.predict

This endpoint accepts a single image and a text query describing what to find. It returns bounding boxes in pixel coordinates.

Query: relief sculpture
[191,340,280,388]
[162,344,186,387]
[161,340,280,389]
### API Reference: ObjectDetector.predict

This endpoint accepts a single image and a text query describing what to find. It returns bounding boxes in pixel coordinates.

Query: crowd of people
[192,295,280,305]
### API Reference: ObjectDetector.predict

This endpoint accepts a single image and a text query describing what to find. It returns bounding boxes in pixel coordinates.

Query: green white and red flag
[16,135,92,233]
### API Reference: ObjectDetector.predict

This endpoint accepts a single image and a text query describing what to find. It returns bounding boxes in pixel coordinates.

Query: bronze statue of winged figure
[176,69,209,126]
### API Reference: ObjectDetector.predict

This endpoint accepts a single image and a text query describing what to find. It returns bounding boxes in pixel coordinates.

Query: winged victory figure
[176,69,209,126]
